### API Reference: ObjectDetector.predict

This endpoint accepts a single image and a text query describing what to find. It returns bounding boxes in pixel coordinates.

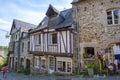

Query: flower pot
[87,68,94,76]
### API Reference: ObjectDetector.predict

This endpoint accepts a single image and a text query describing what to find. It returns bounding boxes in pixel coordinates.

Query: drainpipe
[75,6,81,73]
[17,28,21,69]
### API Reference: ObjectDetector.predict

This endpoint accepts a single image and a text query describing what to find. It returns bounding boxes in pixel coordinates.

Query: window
[27,41,30,52]
[16,34,17,40]
[34,34,41,45]
[52,34,57,44]
[49,33,57,44]
[41,59,46,69]
[22,42,24,52]
[34,35,38,45]
[49,57,55,70]
[84,47,94,58]
[34,56,39,68]
[39,35,41,44]
[67,62,71,72]
[20,58,24,66]
[57,61,72,73]
[57,61,63,72]
[107,9,119,25]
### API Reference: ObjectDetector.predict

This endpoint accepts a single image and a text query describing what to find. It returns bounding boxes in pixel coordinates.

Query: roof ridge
[13,19,36,26]
[60,8,72,12]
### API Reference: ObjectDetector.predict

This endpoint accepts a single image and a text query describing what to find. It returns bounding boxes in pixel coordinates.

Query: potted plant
[86,63,95,76]
[83,53,88,58]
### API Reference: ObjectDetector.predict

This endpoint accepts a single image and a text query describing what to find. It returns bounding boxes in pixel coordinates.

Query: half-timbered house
[29,5,74,74]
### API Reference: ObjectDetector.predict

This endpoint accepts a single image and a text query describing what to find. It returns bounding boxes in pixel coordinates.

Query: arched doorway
[26,59,30,69]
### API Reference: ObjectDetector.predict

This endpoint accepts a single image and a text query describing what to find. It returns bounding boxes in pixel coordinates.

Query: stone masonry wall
[72,0,120,70]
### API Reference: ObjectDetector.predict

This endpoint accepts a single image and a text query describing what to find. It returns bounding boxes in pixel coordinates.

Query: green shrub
[86,63,95,69]
[0,62,3,71]
[24,68,30,75]
[83,53,88,58]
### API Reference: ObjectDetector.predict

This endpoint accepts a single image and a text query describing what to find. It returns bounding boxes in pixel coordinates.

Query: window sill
[107,24,120,27]
[48,44,57,46]
[83,58,96,61]
[35,44,41,46]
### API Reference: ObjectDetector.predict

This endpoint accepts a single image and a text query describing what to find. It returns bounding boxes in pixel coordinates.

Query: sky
[0,0,72,46]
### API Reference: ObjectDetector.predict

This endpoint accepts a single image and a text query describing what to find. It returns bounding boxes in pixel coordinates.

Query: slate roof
[71,0,84,4]
[10,19,36,34]
[55,9,72,29]
[30,5,73,33]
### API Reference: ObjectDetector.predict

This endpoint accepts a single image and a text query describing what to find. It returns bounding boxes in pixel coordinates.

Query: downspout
[18,28,21,69]
[75,6,81,73]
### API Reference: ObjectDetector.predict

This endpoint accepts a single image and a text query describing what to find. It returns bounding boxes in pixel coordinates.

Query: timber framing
[31,51,73,57]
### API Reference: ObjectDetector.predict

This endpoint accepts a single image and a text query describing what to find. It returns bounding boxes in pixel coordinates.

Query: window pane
[27,41,30,52]
[41,59,46,69]
[34,35,37,45]
[107,11,113,24]
[67,62,71,72]
[49,57,55,70]
[34,56,39,68]
[84,47,94,58]
[39,35,41,44]
[52,34,57,44]
[63,62,66,72]
[57,61,62,72]
[114,10,119,24]
[22,42,24,52]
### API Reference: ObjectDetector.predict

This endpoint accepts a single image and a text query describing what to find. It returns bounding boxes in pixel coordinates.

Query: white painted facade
[30,30,74,54]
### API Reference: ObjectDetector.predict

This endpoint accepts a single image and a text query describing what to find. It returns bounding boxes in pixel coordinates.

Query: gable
[10,21,18,35]
[10,19,36,35]
[46,4,60,18]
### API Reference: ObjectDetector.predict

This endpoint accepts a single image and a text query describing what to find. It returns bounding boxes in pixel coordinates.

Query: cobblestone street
[0,72,120,80]
[0,72,70,80]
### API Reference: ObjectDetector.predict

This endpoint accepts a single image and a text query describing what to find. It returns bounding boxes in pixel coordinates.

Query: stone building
[9,19,36,70]
[20,32,31,69]
[72,0,120,70]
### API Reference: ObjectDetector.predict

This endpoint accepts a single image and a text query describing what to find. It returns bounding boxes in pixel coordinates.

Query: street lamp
[0,28,10,39]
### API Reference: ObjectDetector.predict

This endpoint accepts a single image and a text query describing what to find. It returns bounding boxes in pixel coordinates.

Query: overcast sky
[0,0,72,46]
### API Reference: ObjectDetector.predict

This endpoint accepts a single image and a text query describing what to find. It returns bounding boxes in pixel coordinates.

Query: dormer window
[46,4,59,18]
[107,9,119,25]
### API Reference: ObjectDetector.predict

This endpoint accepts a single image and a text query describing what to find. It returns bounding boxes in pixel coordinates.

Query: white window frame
[107,9,119,25]
[67,62,72,72]
[48,33,58,45]
[34,56,39,69]
[56,57,72,73]
[41,57,46,70]
[34,34,41,45]
[49,57,55,70]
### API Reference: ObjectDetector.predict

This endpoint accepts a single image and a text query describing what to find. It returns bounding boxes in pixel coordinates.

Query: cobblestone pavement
[0,72,120,80]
